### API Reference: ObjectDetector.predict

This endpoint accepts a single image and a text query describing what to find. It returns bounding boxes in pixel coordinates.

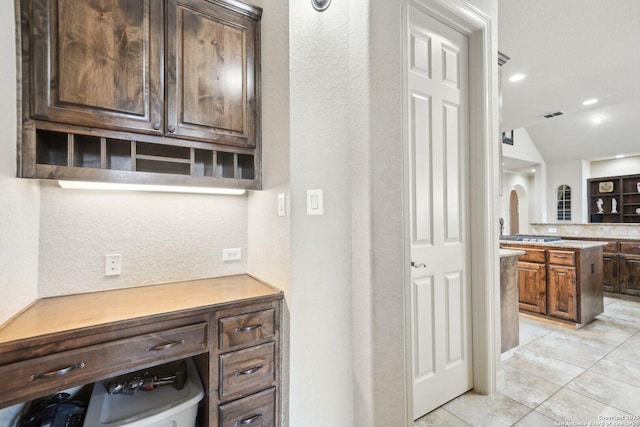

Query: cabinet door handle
[235,413,263,425]
[554,256,569,259]
[152,121,161,130]
[30,362,85,381]
[411,261,427,268]
[168,124,176,133]
[149,339,185,352]
[235,324,262,333]
[235,364,264,376]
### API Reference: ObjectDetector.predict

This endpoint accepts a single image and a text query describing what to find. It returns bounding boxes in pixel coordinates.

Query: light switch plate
[278,193,286,217]
[307,189,323,215]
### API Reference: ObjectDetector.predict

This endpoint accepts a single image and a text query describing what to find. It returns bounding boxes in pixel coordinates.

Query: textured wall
[38,185,248,296]
[0,0,40,324]
[247,0,291,297]
[289,0,355,426]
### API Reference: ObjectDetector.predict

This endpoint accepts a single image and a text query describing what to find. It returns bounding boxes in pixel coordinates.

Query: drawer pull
[235,364,264,376]
[235,324,262,333]
[235,413,263,425]
[149,339,185,352]
[554,255,569,259]
[30,362,85,381]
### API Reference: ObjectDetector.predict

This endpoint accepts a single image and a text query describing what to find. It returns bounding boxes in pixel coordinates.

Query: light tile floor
[415,296,640,427]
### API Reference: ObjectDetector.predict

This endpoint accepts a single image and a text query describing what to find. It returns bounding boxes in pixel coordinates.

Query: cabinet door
[602,253,619,293]
[28,0,164,134]
[621,254,640,296]
[517,261,547,314]
[166,0,259,146]
[547,265,577,321]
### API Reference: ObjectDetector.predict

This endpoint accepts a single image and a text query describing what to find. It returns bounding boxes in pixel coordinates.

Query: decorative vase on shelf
[636,208,640,215]
[597,198,604,213]
[637,182,640,193]
[612,198,618,213]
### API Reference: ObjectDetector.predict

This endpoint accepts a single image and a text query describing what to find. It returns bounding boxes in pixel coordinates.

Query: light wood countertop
[0,275,282,345]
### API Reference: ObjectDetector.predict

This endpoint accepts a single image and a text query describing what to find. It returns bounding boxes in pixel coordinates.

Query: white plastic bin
[83,358,204,427]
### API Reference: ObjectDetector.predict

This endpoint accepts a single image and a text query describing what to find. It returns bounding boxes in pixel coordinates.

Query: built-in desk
[0,274,283,427]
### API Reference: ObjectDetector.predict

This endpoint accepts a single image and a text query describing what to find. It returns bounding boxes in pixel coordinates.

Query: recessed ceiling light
[509,73,526,82]
[582,98,598,106]
[615,154,625,159]
[592,116,603,125]
[531,169,536,173]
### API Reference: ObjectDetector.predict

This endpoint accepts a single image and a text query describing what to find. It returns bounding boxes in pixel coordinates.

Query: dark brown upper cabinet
[30,0,164,135]
[166,0,258,147]
[18,0,262,189]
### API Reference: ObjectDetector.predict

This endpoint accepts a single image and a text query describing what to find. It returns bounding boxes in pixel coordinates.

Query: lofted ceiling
[499,0,640,166]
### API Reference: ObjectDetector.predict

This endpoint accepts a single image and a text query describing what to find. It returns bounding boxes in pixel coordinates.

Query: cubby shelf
[29,125,258,189]
[588,174,640,223]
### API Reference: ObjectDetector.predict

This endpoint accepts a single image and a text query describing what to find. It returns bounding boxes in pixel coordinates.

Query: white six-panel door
[407,4,473,420]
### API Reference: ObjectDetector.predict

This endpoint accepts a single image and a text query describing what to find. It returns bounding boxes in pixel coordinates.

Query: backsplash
[38,184,248,297]
[530,223,640,240]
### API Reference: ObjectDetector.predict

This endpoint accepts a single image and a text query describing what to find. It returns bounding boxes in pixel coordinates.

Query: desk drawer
[517,248,546,263]
[219,309,275,350]
[548,250,575,266]
[620,242,640,255]
[0,322,207,404]
[220,342,275,400]
[603,241,618,253]
[219,387,276,427]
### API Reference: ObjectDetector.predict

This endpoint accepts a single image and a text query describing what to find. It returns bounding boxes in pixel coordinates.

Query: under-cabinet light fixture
[58,181,246,195]
[582,98,598,106]
[508,73,526,82]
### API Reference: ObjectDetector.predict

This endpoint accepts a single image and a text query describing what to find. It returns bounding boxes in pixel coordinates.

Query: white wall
[502,127,545,164]
[501,171,533,234]
[591,155,640,177]
[288,1,355,425]
[546,160,589,223]
[500,127,547,225]
[247,0,291,298]
[0,0,39,324]
[0,1,40,421]
[245,1,291,424]
[38,186,248,296]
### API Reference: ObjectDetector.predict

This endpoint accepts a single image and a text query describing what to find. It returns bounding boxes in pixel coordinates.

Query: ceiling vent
[542,111,565,119]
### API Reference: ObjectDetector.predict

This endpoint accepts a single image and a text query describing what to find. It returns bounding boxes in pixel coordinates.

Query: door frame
[402,0,498,421]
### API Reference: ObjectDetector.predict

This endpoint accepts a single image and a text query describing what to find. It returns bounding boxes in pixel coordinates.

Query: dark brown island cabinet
[18,0,262,190]
[0,275,283,427]
[500,241,604,327]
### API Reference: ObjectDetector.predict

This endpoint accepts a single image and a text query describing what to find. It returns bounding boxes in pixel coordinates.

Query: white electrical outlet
[223,248,242,261]
[105,254,121,276]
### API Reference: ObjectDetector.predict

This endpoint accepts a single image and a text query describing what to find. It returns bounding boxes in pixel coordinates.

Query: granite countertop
[500,248,525,258]
[500,239,607,249]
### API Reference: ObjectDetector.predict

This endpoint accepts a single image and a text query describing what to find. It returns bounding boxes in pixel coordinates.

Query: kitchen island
[530,223,640,297]
[500,249,524,353]
[500,238,605,327]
